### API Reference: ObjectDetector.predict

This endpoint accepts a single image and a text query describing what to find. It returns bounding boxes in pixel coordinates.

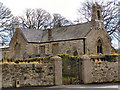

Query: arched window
[97,39,102,54]
[73,50,78,56]
[97,10,100,19]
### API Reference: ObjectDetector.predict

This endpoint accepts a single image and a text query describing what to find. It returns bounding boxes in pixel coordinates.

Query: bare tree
[9,16,20,37]
[77,0,120,41]
[19,8,51,30]
[0,2,13,45]
[51,13,73,28]
[19,8,73,30]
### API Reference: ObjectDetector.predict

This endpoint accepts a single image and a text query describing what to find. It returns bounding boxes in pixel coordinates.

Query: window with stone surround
[52,43,59,55]
[40,45,45,54]
[73,50,78,56]
[97,39,102,54]
[97,10,100,19]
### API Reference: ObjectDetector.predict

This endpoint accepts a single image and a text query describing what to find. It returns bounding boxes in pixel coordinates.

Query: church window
[73,50,78,56]
[40,45,45,54]
[97,39,102,54]
[97,10,100,19]
[52,43,59,55]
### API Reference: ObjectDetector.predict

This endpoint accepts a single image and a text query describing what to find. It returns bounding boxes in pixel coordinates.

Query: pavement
[1,82,120,90]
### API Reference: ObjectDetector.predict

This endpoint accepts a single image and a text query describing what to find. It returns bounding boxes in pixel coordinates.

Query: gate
[62,58,83,85]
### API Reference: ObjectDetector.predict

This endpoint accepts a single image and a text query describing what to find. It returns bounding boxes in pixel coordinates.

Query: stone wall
[1,56,62,88]
[9,29,27,58]
[81,55,120,83]
[8,38,84,58]
[86,25,113,55]
[26,40,83,57]
[91,60,118,83]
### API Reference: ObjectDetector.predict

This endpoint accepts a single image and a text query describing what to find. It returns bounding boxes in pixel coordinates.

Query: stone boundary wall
[1,56,62,88]
[81,55,120,84]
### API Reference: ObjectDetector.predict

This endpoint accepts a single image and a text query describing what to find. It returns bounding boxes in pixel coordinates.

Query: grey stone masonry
[81,56,93,83]
[2,56,62,88]
[50,56,62,85]
[80,55,119,84]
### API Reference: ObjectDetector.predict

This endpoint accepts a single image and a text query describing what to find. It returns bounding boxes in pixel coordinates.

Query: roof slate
[21,29,43,42]
[21,22,92,43]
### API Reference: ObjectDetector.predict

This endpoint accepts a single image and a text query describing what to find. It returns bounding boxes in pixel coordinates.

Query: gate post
[81,56,93,84]
[50,56,62,85]
[78,58,83,83]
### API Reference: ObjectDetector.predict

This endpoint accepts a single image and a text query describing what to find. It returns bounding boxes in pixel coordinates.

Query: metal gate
[62,58,83,85]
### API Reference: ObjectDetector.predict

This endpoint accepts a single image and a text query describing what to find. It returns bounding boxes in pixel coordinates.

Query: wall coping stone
[80,56,90,60]
[50,56,62,61]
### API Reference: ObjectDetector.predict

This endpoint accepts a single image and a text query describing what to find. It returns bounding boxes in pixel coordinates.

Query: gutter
[28,37,87,44]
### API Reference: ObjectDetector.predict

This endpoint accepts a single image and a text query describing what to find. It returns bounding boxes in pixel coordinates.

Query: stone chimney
[48,29,52,41]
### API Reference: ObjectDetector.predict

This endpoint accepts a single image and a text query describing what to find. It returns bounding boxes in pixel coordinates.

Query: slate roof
[21,22,93,43]
[21,29,43,42]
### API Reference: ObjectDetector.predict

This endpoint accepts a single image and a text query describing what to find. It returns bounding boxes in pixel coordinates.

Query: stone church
[6,4,115,58]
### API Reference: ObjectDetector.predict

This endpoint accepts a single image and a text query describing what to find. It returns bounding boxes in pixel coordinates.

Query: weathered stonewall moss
[1,56,62,88]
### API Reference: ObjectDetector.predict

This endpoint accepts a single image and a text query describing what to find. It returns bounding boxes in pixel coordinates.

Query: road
[1,83,120,90]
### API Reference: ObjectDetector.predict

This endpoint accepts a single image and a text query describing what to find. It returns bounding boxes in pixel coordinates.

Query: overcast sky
[0,0,83,21]
[0,0,119,48]
[0,0,113,21]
